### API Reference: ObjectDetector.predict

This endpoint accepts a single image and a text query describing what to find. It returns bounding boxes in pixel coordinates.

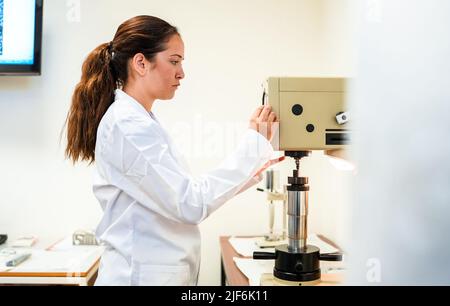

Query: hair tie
[108,41,116,60]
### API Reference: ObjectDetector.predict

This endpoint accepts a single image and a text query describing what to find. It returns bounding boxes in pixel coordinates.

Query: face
[145,34,185,100]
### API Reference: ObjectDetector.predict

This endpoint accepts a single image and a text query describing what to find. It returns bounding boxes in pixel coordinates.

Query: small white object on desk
[11,236,38,248]
[72,230,98,246]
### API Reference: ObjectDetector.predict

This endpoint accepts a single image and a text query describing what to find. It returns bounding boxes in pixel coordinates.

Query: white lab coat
[93,89,274,286]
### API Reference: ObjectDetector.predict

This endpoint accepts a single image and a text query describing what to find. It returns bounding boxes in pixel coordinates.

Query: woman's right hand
[249,105,278,141]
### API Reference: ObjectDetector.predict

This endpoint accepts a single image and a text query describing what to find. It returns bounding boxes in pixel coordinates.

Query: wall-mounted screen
[0,0,43,76]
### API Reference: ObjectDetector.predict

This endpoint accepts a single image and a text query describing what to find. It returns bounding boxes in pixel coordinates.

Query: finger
[255,156,285,177]
[263,156,285,169]
[271,120,279,131]
[251,106,264,120]
[268,111,277,123]
[258,105,272,121]
[269,156,285,165]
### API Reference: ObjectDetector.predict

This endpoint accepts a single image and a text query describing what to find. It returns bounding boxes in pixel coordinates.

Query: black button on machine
[292,104,303,116]
[306,124,315,133]
[295,262,303,272]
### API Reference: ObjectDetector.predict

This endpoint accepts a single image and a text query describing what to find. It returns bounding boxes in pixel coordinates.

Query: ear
[130,53,150,77]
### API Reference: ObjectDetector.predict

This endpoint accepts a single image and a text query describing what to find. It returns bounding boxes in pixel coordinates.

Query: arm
[100,121,274,225]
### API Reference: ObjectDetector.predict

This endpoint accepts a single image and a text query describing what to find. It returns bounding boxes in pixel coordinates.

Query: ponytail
[65,43,116,164]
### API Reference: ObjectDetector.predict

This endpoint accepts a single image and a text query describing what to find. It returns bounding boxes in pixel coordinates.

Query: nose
[176,66,185,80]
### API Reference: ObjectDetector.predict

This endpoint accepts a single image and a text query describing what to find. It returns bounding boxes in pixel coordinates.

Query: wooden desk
[220,236,343,286]
[0,239,103,286]
[0,260,99,286]
[220,236,249,286]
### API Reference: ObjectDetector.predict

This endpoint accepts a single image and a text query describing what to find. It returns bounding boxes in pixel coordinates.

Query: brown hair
[64,15,179,164]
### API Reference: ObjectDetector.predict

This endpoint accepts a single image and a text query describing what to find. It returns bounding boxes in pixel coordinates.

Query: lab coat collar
[114,89,157,120]
[114,89,188,171]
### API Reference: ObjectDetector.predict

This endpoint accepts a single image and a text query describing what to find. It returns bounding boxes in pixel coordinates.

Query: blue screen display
[0,0,36,65]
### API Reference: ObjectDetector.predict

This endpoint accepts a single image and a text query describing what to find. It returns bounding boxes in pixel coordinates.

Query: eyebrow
[170,54,184,60]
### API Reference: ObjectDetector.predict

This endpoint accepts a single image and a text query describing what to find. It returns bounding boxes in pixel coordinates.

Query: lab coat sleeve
[101,118,274,225]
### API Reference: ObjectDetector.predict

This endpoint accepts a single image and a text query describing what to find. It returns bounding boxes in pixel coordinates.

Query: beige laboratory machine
[254,77,350,285]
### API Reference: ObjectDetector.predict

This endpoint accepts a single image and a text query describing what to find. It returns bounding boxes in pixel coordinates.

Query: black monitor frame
[0,0,43,76]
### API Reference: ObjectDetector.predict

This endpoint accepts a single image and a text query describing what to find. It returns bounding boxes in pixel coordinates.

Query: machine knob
[319,252,343,261]
[336,112,350,125]
[295,262,303,272]
[292,104,303,116]
[253,252,276,260]
[306,124,315,133]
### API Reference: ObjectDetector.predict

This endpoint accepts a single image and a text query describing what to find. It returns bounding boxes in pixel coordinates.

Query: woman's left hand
[235,156,286,195]
[254,156,285,178]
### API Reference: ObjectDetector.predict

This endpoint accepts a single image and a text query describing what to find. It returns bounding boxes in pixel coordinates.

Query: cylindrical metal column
[287,190,308,252]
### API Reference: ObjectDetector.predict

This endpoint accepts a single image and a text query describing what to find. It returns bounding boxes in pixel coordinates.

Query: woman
[65,15,281,286]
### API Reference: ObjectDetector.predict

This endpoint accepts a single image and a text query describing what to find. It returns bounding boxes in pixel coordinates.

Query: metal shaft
[287,189,308,252]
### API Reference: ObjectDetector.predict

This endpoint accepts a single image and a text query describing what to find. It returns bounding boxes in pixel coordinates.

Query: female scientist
[65,15,281,286]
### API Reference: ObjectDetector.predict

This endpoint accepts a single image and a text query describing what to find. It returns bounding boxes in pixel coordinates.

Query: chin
[157,87,179,100]
[161,96,174,101]
[166,93,176,100]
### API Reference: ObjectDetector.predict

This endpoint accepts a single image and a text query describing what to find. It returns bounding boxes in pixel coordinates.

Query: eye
[170,60,179,65]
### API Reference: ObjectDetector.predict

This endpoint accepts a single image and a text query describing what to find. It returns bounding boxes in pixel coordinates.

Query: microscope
[253,77,350,285]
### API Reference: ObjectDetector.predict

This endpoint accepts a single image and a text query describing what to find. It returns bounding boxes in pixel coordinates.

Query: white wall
[0,0,354,285]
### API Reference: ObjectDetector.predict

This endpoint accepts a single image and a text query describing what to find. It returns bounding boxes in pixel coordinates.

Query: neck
[123,83,155,112]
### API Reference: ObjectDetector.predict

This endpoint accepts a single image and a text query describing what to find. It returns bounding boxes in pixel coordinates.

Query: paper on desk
[0,248,103,274]
[228,237,275,257]
[229,234,339,257]
[233,257,274,286]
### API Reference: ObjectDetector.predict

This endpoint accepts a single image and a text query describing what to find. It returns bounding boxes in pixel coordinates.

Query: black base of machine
[273,245,321,282]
